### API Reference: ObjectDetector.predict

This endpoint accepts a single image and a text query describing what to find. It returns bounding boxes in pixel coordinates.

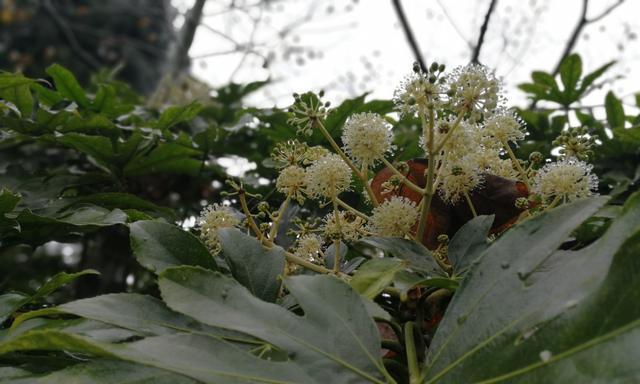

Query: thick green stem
[268,195,290,240]
[416,108,437,242]
[315,119,379,206]
[404,322,421,384]
[380,157,425,194]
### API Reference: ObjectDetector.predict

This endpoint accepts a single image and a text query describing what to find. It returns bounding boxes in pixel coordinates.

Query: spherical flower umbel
[483,110,526,144]
[322,210,366,242]
[293,234,323,264]
[533,157,598,202]
[342,112,394,167]
[448,64,502,122]
[437,162,484,204]
[367,196,419,237]
[393,70,442,115]
[305,153,352,200]
[198,204,240,254]
[276,165,306,204]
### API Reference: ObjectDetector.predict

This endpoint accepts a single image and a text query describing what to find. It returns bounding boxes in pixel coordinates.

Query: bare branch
[42,0,101,70]
[587,0,625,23]
[471,0,498,64]
[552,0,625,75]
[391,0,427,71]
[165,0,207,77]
[435,0,473,48]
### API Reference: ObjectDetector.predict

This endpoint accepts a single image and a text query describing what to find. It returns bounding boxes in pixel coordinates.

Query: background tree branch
[391,0,427,71]
[471,0,498,64]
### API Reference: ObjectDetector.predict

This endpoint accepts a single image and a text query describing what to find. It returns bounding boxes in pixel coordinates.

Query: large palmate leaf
[129,220,216,273]
[159,268,393,383]
[424,194,640,383]
[217,228,284,302]
[0,360,198,384]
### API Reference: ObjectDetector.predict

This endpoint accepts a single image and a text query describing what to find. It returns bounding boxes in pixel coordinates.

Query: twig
[471,0,498,64]
[42,0,101,70]
[165,0,207,77]
[391,0,427,71]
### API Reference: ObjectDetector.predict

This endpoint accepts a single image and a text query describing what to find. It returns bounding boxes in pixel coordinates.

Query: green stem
[336,198,369,221]
[315,119,379,206]
[416,108,437,242]
[268,195,291,240]
[241,191,334,275]
[544,195,562,211]
[332,196,342,274]
[464,192,478,217]
[380,157,425,194]
[404,321,421,384]
[502,139,530,189]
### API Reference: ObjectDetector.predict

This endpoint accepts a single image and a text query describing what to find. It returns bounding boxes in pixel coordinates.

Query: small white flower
[394,71,442,115]
[367,196,419,237]
[276,165,306,203]
[484,110,525,144]
[437,162,483,204]
[448,64,502,122]
[322,210,366,242]
[425,117,477,158]
[305,153,352,200]
[198,204,240,254]
[342,112,394,167]
[533,158,598,202]
[293,234,323,264]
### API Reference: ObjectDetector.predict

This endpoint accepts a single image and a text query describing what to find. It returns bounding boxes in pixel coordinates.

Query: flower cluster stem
[315,119,379,207]
[268,195,291,240]
[331,196,342,274]
[404,321,421,384]
[380,157,425,195]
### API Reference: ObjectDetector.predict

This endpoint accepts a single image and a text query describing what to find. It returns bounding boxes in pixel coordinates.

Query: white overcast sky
[174,0,640,111]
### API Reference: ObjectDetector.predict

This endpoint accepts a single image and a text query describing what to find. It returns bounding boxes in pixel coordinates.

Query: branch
[551,0,624,76]
[471,0,498,64]
[165,0,207,77]
[391,0,427,71]
[42,0,101,70]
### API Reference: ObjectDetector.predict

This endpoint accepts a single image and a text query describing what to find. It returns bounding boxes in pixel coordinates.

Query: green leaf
[31,270,100,302]
[30,83,64,106]
[559,54,582,104]
[129,220,216,274]
[17,360,198,384]
[531,71,556,88]
[605,91,625,128]
[155,102,203,132]
[359,237,442,275]
[0,74,34,117]
[0,189,21,214]
[351,258,406,299]
[56,133,115,173]
[0,293,29,324]
[65,193,175,220]
[447,215,493,274]
[159,267,391,383]
[10,293,246,342]
[0,331,311,384]
[217,228,284,302]
[45,64,90,109]
[123,143,202,176]
[0,73,34,91]
[0,270,97,324]
[423,195,640,383]
[579,61,615,93]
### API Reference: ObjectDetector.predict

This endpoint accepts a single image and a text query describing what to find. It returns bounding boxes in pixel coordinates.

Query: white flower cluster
[305,153,352,200]
[342,112,394,168]
[198,204,240,254]
[367,196,419,237]
[533,158,598,202]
